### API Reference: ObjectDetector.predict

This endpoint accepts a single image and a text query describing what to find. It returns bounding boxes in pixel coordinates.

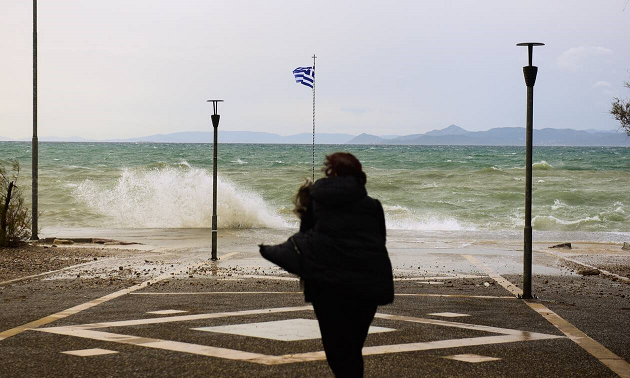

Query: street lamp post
[207,100,223,261]
[31,0,38,241]
[517,42,544,299]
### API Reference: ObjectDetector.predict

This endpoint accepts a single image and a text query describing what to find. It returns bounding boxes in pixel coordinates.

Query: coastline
[2,226,627,292]
[9,226,623,280]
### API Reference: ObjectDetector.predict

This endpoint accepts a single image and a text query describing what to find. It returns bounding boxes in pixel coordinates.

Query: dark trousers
[312,298,377,378]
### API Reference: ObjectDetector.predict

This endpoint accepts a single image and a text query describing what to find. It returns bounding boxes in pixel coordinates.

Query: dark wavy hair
[322,152,367,185]
[293,179,313,218]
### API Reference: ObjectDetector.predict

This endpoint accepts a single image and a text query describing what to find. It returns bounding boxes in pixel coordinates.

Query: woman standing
[300,152,394,377]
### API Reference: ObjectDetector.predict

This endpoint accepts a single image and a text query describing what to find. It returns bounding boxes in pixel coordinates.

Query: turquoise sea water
[1,142,628,234]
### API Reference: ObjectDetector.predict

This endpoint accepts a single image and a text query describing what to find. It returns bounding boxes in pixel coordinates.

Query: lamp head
[206,100,224,115]
[517,43,545,66]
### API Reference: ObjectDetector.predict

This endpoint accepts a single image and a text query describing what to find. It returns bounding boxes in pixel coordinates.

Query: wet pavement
[1,229,629,377]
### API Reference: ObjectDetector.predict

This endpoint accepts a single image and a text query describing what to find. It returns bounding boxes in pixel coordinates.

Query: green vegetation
[0,160,31,247]
[611,77,630,136]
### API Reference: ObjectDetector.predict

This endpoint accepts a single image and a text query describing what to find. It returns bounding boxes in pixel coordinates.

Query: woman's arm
[376,199,386,242]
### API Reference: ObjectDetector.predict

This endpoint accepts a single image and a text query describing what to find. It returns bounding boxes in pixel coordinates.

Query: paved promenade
[1,229,629,377]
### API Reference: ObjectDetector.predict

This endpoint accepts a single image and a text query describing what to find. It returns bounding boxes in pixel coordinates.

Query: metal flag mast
[311,54,316,181]
[292,57,317,180]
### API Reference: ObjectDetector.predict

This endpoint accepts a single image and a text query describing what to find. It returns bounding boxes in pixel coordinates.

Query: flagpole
[312,54,316,181]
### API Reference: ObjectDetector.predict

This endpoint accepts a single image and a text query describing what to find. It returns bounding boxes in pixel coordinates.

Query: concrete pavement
[0,229,629,377]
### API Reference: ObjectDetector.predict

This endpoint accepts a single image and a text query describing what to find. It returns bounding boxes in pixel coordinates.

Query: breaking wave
[382,205,475,231]
[532,161,553,170]
[533,202,626,231]
[478,166,505,174]
[74,167,287,228]
[532,215,601,231]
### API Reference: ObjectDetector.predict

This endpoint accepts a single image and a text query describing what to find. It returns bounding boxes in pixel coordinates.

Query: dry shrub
[1,160,31,247]
[611,78,630,136]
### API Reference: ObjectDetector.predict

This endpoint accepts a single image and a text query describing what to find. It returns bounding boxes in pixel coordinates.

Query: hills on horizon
[346,125,628,146]
[1,125,628,146]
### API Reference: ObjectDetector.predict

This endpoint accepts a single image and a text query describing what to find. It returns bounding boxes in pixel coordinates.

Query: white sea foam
[532,161,553,170]
[532,215,601,230]
[551,199,566,210]
[382,204,474,231]
[613,202,625,214]
[231,159,248,165]
[74,167,287,229]
[511,161,554,171]
[599,202,627,222]
[479,166,504,174]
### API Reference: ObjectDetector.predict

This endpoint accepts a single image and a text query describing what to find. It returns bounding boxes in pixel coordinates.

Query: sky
[1,0,629,140]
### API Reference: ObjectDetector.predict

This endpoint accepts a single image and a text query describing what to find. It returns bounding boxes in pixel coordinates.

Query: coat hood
[310,176,367,206]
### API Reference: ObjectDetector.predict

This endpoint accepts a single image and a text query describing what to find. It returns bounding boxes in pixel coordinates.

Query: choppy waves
[72,166,479,231]
[382,205,475,231]
[70,164,627,232]
[5,142,626,233]
[74,167,287,229]
[533,201,627,231]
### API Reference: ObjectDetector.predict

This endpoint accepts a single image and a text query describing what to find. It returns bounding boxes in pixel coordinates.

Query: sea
[1,142,629,242]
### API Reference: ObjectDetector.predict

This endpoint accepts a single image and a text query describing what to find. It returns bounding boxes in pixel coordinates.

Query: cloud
[592,81,618,97]
[593,81,611,88]
[556,46,613,71]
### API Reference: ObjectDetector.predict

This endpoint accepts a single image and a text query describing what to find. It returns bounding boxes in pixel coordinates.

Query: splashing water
[75,167,287,228]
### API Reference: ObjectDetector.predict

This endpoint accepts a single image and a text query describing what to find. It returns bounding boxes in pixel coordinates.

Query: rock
[579,268,600,276]
[622,242,630,251]
[549,243,571,249]
[53,239,74,245]
[119,266,123,271]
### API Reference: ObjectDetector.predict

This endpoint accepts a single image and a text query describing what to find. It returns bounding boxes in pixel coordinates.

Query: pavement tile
[193,318,395,341]
[147,310,189,315]
[427,312,471,318]
[61,348,119,356]
[442,353,501,363]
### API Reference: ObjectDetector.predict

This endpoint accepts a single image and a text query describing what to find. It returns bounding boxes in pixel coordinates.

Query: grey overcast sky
[1,0,629,139]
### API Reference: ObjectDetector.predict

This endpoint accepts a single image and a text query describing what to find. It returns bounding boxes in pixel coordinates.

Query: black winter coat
[300,176,394,305]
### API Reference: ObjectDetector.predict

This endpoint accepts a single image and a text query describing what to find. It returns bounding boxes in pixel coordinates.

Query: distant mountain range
[0,132,355,144]
[1,125,628,146]
[346,125,628,146]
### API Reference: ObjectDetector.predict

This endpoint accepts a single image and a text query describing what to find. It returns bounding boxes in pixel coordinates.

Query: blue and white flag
[293,66,315,88]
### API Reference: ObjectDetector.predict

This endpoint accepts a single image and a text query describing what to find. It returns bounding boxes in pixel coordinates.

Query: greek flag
[293,67,314,88]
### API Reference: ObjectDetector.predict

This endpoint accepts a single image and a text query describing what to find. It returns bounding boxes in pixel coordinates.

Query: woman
[296,152,394,377]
